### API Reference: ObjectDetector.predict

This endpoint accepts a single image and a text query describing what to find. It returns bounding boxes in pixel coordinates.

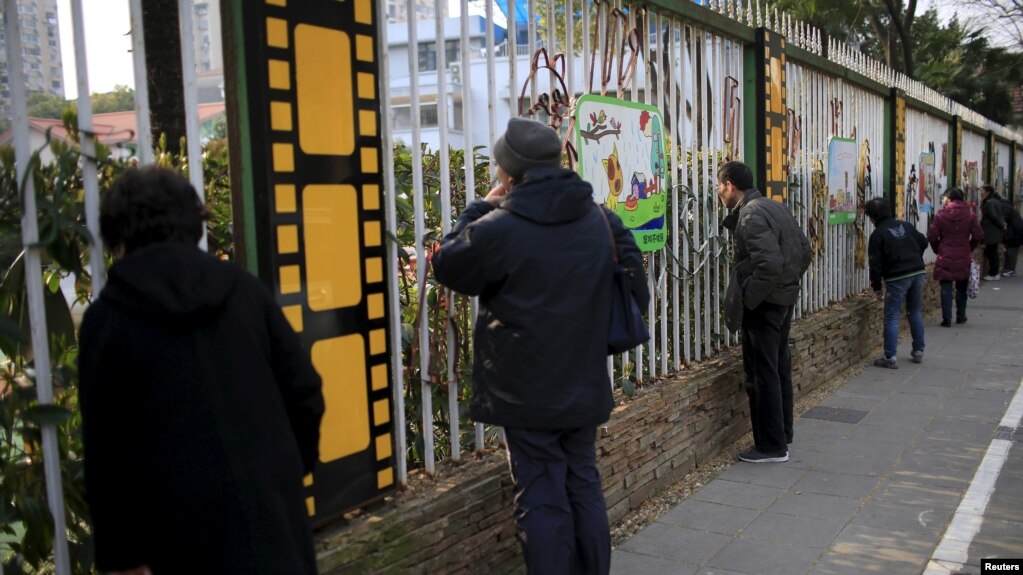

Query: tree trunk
[866,12,894,68]
[881,0,916,77]
[141,0,186,155]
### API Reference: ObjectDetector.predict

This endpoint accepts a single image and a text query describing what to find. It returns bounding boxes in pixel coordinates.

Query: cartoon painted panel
[965,161,980,207]
[827,137,857,225]
[919,152,935,214]
[575,94,667,252]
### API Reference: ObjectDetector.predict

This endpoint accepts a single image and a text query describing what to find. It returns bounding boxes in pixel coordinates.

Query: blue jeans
[939,279,968,322]
[883,274,925,359]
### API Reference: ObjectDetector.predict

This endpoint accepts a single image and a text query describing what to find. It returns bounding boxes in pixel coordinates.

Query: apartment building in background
[0,0,65,123]
[192,0,226,104]
[384,0,436,23]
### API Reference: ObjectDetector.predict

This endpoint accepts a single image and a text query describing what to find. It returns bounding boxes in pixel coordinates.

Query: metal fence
[381,0,1023,483]
[5,0,1023,570]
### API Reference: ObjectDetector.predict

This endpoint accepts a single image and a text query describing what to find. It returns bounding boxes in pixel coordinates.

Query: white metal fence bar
[655,12,668,376]
[378,5,409,486]
[69,0,104,296]
[434,0,458,462]
[178,0,207,251]
[405,0,435,474]
[457,0,484,454]
[668,15,680,370]
[129,0,153,164]
[4,0,71,571]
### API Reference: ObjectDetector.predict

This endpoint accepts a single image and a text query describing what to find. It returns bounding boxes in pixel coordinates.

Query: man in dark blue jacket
[866,197,929,369]
[433,118,648,575]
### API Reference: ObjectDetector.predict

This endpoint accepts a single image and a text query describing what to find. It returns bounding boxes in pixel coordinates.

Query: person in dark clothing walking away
[980,185,1007,280]
[928,188,983,326]
[866,197,929,368]
[995,191,1023,276]
[78,167,325,575]
[433,118,649,575]
[720,161,811,464]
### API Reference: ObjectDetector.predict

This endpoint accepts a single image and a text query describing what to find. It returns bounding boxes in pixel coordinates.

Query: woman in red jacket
[928,188,984,326]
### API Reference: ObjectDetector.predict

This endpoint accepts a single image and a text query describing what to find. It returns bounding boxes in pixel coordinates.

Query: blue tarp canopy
[494,0,532,24]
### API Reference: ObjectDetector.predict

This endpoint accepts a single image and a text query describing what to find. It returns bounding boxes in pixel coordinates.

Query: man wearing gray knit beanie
[433,117,648,575]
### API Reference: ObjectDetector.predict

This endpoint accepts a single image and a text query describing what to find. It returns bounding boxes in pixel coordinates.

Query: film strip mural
[952,116,963,189]
[228,0,395,522]
[891,90,906,218]
[755,28,788,202]
[987,130,997,185]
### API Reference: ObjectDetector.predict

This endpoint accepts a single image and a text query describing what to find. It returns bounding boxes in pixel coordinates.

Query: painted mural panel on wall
[575,94,667,252]
[965,161,981,206]
[919,152,936,214]
[828,137,857,225]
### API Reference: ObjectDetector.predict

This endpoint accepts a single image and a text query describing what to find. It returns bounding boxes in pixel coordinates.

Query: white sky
[55,0,987,101]
[56,0,132,100]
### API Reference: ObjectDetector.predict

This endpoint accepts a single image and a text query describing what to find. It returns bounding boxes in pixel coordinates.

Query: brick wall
[316,278,940,574]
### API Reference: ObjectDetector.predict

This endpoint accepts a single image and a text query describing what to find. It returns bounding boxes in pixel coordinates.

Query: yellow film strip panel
[988,132,997,185]
[954,118,963,187]
[261,0,393,522]
[761,30,788,202]
[893,93,906,219]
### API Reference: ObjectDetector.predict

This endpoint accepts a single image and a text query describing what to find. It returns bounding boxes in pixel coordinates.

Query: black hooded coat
[432,167,649,429]
[78,242,324,574]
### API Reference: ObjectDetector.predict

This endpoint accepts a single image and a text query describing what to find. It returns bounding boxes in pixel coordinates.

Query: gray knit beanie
[492,118,563,181]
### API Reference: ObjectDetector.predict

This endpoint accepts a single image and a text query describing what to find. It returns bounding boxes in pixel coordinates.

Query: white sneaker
[983,274,1001,281]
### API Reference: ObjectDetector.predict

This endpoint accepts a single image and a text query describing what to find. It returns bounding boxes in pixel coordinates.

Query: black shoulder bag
[598,208,650,354]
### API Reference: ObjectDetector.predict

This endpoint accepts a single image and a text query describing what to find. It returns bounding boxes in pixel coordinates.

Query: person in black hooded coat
[432,118,648,575]
[78,167,324,575]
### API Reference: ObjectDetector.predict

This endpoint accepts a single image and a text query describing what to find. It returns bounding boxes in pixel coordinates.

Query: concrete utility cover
[800,406,868,424]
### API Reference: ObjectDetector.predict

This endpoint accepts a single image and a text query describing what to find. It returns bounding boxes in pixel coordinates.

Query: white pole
[70,0,105,296]
[407,0,435,474]
[178,0,207,251]
[378,4,408,485]
[129,0,154,164]
[460,0,483,453]
[4,1,71,572]
[434,0,458,462]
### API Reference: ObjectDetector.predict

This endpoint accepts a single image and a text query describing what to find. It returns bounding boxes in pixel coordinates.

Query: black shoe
[738,449,789,463]
[940,319,951,327]
[956,317,967,324]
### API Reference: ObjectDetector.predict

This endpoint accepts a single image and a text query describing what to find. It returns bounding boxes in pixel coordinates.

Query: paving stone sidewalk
[612,277,1023,575]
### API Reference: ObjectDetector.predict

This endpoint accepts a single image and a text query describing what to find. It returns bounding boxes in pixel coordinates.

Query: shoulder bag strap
[596,206,619,264]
